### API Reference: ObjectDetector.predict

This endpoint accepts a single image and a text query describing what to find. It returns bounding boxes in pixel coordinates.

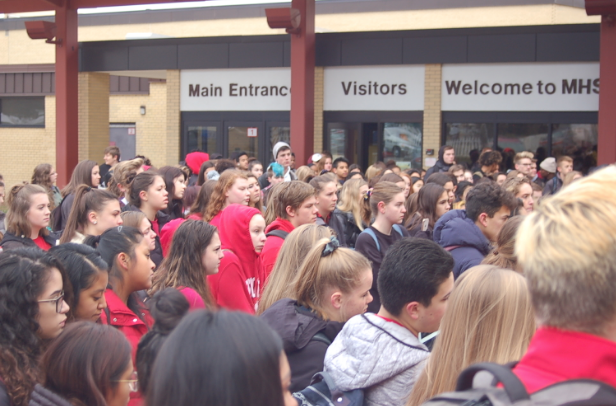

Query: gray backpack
[423,362,616,406]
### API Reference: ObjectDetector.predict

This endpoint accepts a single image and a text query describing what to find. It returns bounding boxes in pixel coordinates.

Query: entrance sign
[323,66,425,111]
[442,62,599,111]
[181,68,291,111]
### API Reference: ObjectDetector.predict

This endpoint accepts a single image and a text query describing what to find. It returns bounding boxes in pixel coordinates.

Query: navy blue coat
[433,209,492,279]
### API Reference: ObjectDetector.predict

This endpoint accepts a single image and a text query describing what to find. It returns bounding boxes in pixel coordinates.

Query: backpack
[422,362,616,406]
[360,224,404,252]
[266,230,289,240]
[294,371,364,406]
[51,195,69,232]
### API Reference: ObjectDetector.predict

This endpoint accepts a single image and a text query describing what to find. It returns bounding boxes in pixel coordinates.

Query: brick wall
[314,67,324,154]
[165,70,181,165]
[423,64,442,168]
[78,72,110,163]
[0,96,56,188]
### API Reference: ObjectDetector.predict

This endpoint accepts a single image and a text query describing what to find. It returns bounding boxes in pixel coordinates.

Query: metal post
[598,15,616,165]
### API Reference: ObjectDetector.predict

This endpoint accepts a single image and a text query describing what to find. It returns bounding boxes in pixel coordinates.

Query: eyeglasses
[113,371,139,393]
[37,291,65,313]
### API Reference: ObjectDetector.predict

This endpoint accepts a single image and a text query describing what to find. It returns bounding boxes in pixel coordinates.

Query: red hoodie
[259,218,295,285]
[208,204,262,314]
[513,326,616,392]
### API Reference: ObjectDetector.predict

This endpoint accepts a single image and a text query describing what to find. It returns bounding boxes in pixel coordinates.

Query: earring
[93,221,98,225]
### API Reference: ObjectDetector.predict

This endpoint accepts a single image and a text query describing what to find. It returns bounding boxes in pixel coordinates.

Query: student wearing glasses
[31,321,136,406]
[0,248,70,406]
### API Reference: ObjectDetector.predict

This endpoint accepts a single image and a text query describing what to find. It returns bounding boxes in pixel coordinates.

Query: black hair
[197,161,216,186]
[455,181,473,201]
[332,157,349,169]
[215,159,237,174]
[378,238,453,316]
[49,243,108,321]
[479,151,503,167]
[0,248,72,406]
[465,181,517,222]
[127,171,162,208]
[147,311,284,406]
[230,151,248,163]
[158,166,186,220]
[346,171,365,181]
[85,226,149,325]
[426,172,456,187]
[136,288,189,395]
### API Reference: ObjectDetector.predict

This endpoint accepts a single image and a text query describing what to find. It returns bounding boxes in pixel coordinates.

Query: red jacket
[513,326,616,392]
[208,204,262,314]
[259,218,295,285]
[100,289,152,406]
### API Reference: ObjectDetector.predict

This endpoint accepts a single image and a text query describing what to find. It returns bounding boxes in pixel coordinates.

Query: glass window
[497,124,548,171]
[186,126,217,157]
[444,123,494,167]
[0,97,45,126]
[551,123,597,174]
[269,126,290,163]
[383,122,422,170]
[228,126,258,159]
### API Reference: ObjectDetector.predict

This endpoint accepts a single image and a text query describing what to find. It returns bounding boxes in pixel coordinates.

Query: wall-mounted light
[140,106,146,115]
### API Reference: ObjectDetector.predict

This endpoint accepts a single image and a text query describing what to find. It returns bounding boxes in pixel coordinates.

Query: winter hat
[540,157,556,173]
[311,153,323,163]
[185,152,210,174]
[273,142,291,160]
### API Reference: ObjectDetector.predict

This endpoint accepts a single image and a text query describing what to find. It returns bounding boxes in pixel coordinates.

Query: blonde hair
[314,152,332,174]
[337,178,369,231]
[515,165,616,335]
[295,238,370,320]
[6,184,50,238]
[482,216,523,272]
[204,170,247,222]
[365,164,384,183]
[407,265,535,406]
[108,158,144,198]
[258,225,334,314]
[514,151,534,164]
[295,165,316,183]
[502,176,531,197]
[120,211,147,229]
[562,170,583,187]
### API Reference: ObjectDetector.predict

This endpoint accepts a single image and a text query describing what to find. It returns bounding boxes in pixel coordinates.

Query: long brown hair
[258,225,334,315]
[61,160,98,198]
[189,180,217,219]
[150,220,218,308]
[39,321,132,406]
[482,216,523,272]
[204,170,247,222]
[60,185,119,244]
[337,178,369,230]
[31,163,56,209]
[405,183,446,231]
[407,265,535,406]
[246,173,263,213]
[6,184,49,238]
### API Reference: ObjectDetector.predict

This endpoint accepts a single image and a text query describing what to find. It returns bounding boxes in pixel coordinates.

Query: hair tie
[86,186,92,192]
[364,189,372,200]
[321,236,340,257]
[117,226,123,233]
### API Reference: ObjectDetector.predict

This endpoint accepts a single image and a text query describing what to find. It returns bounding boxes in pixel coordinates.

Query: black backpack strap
[310,332,332,346]
[456,362,530,403]
[266,230,289,240]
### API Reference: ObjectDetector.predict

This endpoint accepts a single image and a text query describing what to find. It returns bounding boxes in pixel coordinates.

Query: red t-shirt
[151,217,160,236]
[33,236,51,251]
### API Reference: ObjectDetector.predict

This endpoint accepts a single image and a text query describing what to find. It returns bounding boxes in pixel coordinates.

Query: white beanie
[273,141,291,159]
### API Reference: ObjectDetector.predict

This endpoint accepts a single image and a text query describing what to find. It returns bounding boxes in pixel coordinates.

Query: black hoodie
[425,145,454,180]
[260,298,344,392]
[29,384,72,406]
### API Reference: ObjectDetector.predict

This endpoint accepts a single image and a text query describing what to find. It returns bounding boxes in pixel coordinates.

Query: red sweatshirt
[513,326,616,393]
[259,218,295,285]
[208,204,262,314]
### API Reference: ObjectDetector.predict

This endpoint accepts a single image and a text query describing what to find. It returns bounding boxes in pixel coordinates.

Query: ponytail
[60,185,118,244]
[128,171,160,208]
[294,237,370,320]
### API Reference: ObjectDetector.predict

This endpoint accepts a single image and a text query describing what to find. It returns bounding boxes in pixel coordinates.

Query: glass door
[182,121,221,161]
[267,121,290,164]
[382,122,423,170]
[225,121,263,161]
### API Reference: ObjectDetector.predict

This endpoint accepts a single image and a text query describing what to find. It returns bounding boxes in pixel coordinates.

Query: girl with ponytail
[260,237,373,392]
[59,185,123,244]
[481,215,523,272]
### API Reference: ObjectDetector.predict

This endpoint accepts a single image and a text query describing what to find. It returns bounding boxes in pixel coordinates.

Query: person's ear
[330,291,343,310]
[139,189,148,202]
[405,301,421,321]
[286,205,295,218]
[88,211,98,225]
[116,252,130,271]
[477,212,489,228]
[377,201,386,214]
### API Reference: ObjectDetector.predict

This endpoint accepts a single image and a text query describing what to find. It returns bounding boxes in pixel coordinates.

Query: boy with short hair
[100,146,121,188]
[448,164,465,183]
[325,238,454,406]
[332,157,350,184]
[231,150,249,170]
[514,151,534,179]
[542,155,573,196]
[260,181,317,281]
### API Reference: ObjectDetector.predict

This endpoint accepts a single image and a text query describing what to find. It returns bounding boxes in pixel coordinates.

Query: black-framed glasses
[113,371,139,392]
[37,291,64,313]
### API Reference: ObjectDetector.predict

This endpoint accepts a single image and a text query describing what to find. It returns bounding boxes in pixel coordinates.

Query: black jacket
[121,205,171,268]
[425,159,453,180]
[315,212,347,247]
[0,231,59,251]
[29,384,73,406]
[260,299,344,392]
[330,209,365,249]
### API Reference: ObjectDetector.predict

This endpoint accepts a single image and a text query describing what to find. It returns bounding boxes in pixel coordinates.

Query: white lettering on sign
[128,128,136,135]
[247,127,258,137]
[324,66,425,111]
[442,62,599,111]
[181,68,291,111]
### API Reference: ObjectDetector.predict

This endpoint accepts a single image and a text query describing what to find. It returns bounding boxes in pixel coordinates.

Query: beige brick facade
[0,96,56,189]
[165,70,181,165]
[423,64,442,168]
[78,72,110,163]
[314,67,324,153]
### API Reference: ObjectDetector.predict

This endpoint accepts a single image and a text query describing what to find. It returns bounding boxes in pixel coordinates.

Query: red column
[55,5,79,187]
[289,0,315,167]
[598,15,616,165]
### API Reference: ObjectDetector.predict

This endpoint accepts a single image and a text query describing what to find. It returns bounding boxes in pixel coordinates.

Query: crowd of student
[0,141,613,406]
